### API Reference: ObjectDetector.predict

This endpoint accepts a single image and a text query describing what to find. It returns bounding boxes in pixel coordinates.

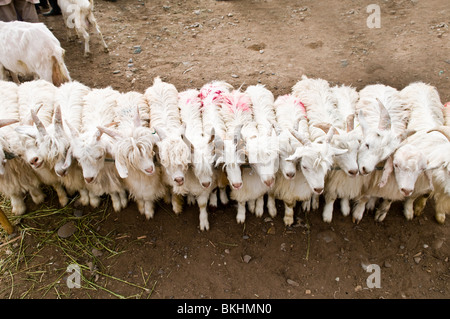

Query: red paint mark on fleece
[444,102,450,108]
[219,91,252,113]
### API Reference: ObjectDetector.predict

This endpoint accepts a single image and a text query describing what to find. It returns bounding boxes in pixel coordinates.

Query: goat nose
[286,172,296,179]
[264,178,275,187]
[145,167,154,174]
[401,188,413,196]
[314,187,324,195]
[85,177,94,184]
[348,169,358,176]
[360,166,368,175]
[174,177,184,185]
[201,181,211,188]
[232,182,242,189]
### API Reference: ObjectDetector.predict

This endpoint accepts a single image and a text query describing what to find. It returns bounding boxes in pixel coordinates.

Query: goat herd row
[0,75,449,231]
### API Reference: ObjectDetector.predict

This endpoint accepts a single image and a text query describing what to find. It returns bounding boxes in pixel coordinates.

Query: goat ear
[377,98,391,131]
[62,146,73,170]
[427,126,450,142]
[207,127,216,145]
[357,110,369,137]
[286,147,303,162]
[15,125,37,139]
[115,159,129,179]
[329,146,348,156]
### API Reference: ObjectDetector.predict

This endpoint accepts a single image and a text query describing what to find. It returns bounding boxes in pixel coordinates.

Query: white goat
[58,0,108,56]
[244,84,279,219]
[176,89,218,230]
[15,81,91,207]
[66,87,128,212]
[0,81,45,215]
[291,76,349,209]
[144,77,190,215]
[351,83,410,223]
[0,21,71,86]
[97,91,166,220]
[392,82,449,224]
[320,84,364,223]
[15,80,70,208]
[199,80,234,208]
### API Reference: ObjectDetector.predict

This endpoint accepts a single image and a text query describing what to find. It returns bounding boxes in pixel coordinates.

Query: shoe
[43,9,61,16]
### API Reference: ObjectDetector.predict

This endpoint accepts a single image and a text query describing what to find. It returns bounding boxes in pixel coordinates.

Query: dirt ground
[0,0,449,300]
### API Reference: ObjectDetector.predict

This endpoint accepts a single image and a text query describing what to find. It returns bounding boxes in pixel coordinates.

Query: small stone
[287,279,299,287]
[259,49,264,54]
[231,74,239,78]
[243,255,252,263]
[384,261,392,268]
[305,289,311,294]
[414,256,421,264]
[341,59,349,67]
[242,235,249,240]
[73,210,83,218]
[92,248,103,257]
[280,243,286,252]
[112,70,120,74]
[224,249,230,254]
[57,221,77,238]
[335,277,340,282]
[355,285,362,292]
[227,13,233,17]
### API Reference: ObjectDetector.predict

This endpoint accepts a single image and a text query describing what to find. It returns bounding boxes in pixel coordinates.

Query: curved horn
[97,126,122,140]
[54,105,65,137]
[376,98,391,131]
[64,120,79,138]
[289,129,311,146]
[325,126,336,143]
[428,126,450,142]
[314,122,333,134]
[207,127,215,144]
[134,105,141,128]
[31,109,47,136]
[0,119,19,128]
[233,124,243,145]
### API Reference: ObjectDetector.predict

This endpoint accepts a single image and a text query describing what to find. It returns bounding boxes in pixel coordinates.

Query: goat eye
[365,143,370,149]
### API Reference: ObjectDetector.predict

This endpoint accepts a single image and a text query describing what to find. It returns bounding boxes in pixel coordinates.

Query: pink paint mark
[220,91,252,113]
[444,102,450,108]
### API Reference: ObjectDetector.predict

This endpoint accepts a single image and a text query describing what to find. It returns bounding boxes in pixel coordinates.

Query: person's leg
[0,2,19,21]
[43,0,60,16]
[14,0,39,22]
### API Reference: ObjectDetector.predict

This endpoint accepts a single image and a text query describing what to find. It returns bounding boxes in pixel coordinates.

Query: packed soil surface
[0,0,449,301]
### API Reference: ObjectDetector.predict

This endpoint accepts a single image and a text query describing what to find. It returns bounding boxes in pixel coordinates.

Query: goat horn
[325,126,336,143]
[64,120,79,138]
[97,126,122,140]
[0,119,19,128]
[207,127,215,144]
[376,98,391,131]
[54,105,65,136]
[314,122,333,134]
[134,105,141,128]
[31,109,47,136]
[428,126,450,142]
[346,114,355,132]
[289,129,311,146]
[233,124,243,145]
